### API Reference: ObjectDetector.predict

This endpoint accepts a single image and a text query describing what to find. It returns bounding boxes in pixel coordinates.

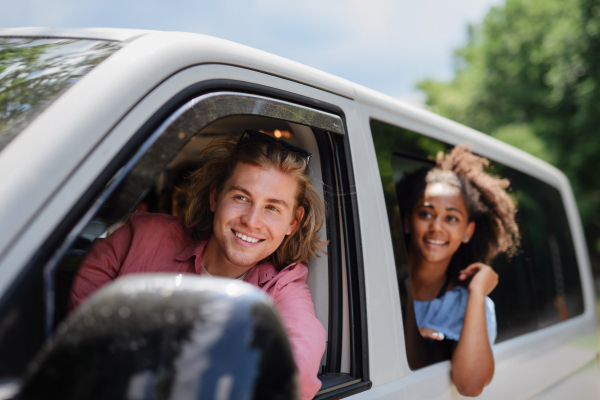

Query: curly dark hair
[396,144,520,284]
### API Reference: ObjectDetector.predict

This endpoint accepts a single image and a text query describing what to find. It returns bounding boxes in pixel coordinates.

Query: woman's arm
[451,263,498,396]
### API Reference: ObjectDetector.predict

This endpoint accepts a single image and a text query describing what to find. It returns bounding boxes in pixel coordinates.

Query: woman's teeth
[235,231,259,243]
[426,239,446,245]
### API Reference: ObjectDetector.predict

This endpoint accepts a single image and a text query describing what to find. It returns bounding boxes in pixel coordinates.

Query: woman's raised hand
[418,327,445,341]
[458,263,498,296]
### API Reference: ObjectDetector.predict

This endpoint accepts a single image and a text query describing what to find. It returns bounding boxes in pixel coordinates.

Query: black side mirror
[17,274,298,400]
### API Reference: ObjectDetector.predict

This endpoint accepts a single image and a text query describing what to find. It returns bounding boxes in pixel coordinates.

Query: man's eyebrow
[230,186,289,208]
[267,198,289,208]
[230,186,251,196]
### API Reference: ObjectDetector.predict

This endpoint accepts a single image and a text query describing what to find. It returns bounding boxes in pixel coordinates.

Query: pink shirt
[70,211,326,400]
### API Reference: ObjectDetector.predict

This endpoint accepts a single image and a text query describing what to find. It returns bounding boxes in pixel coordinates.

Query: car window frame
[0,80,371,398]
[368,116,586,370]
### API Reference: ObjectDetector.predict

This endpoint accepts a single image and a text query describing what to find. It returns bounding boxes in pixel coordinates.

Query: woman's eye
[418,211,432,218]
[446,215,459,222]
[235,195,247,201]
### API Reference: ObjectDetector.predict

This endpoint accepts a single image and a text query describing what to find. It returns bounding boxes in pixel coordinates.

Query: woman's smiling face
[406,182,475,267]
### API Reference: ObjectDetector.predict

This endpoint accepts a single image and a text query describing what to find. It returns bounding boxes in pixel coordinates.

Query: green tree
[419,0,600,271]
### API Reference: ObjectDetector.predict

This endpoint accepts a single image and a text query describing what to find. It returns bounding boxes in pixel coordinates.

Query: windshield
[0,38,122,153]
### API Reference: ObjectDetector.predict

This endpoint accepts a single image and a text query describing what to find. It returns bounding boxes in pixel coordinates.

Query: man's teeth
[236,231,259,243]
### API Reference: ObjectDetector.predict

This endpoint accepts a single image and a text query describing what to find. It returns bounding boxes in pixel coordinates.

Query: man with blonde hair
[70,130,327,400]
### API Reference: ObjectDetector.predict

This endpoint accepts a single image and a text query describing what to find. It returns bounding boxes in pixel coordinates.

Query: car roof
[0,27,557,172]
[0,27,155,42]
[0,27,563,176]
[0,27,357,98]
[0,27,568,180]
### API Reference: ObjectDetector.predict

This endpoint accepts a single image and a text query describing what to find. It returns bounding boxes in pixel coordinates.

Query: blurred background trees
[418,0,600,273]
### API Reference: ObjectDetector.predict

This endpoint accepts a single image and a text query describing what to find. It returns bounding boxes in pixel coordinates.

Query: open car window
[45,91,337,349]
[0,88,370,399]
[370,118,584,369]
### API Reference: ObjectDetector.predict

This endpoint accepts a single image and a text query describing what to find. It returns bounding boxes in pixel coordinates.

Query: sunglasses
[237,129,312,167]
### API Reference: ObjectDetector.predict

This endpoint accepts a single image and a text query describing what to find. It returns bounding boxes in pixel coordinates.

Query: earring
[463,238,469,243]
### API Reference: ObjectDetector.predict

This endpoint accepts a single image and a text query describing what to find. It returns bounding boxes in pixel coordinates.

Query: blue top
[413,286,497,350]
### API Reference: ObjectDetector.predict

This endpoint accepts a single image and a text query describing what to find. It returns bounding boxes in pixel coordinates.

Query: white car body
[0,28,598,399]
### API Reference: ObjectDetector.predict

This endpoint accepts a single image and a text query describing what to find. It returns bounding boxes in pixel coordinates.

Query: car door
[0,56,373,399]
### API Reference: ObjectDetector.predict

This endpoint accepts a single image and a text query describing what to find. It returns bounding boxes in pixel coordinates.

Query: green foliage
[418,0,600,269]
[491,124,554,163]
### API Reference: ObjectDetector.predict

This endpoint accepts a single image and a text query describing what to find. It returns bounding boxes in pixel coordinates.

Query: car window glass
[491,168,584,339]
[370,118,584,369]
[0,38,122,153]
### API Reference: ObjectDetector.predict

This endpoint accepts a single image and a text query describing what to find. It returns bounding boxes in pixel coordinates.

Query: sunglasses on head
[237,129,312,167]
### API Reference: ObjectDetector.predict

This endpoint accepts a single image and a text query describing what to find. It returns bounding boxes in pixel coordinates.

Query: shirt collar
[244,260,297,286]
[174,239,207,274]
[175,238,295,282]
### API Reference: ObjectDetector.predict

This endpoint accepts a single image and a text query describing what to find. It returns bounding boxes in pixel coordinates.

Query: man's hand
[458,263,498,296]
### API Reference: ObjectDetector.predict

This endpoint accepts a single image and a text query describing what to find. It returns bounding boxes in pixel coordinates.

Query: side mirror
[17,274,298,400]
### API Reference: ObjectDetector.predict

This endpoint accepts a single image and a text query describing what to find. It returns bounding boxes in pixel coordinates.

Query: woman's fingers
[460,263,483,275]
[458,263,484,280]
[419,327,445,341]
[466,263,499,296]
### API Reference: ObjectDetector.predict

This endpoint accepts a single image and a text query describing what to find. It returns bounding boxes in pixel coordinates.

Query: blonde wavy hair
[184,135,326,270]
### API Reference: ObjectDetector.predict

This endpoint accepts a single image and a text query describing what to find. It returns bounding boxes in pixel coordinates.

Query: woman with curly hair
[397,144,519,396]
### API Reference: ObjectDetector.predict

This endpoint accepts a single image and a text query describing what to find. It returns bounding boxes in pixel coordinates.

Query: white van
[0,28,598,399]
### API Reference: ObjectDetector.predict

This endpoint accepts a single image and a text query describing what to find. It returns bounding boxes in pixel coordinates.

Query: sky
[0,0,503,105]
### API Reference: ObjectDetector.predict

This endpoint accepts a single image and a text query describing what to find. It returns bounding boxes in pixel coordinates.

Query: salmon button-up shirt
[70,211,326,400]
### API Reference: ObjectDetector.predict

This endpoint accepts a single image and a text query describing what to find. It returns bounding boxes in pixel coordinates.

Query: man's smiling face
[206,162,304,275]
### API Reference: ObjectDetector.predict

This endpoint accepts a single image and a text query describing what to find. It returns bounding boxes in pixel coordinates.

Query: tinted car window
[491,168,584,340]
[0,38,122,152]
[370,118,584,368]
